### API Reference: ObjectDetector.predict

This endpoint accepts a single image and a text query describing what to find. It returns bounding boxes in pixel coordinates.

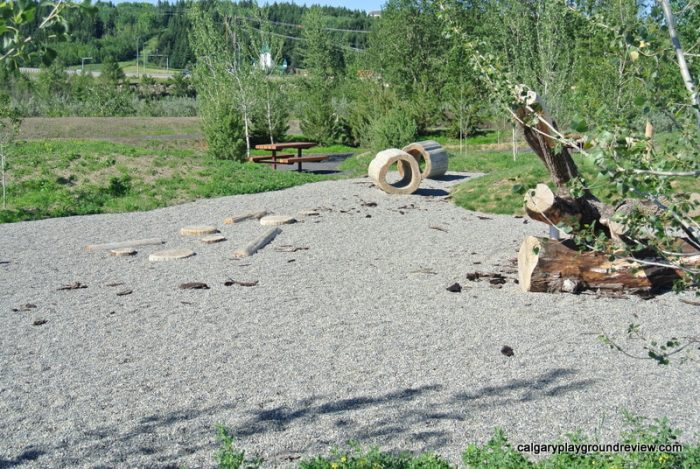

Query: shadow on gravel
[453,368,596,407]
[430,174,469,182]
[414,188,450,197]
[0,448,44,468]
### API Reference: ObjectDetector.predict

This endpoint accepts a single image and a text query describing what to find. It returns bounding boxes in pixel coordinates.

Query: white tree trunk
[659,0,700,132]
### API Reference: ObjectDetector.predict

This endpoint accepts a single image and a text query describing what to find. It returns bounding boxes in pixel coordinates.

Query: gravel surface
[1,173,698,468]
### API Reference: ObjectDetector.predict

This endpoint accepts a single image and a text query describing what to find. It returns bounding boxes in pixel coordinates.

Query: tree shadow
[429,174,469,182]
[0,448,44,468]
[414,188,450,197]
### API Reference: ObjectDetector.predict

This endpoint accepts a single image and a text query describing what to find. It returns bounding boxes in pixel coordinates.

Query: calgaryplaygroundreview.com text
[517,442,684,455]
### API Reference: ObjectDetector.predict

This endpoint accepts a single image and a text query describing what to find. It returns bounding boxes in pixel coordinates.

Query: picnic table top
[254,141,318,151]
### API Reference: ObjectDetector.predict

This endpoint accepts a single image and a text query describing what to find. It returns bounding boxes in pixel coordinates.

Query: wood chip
[110,248,137,257]
[446,283,462,293]
[298,210,320,217]
[260,215,297,226]
[361,201,377,207]
[116,289,133,296]
[149,249,195,262]
[477,216,493,220]
[179,282,209,290]
[224,279,258,287]
[274,245,309,253]
[429,225,448,233]
[410,268,437,275]
[201,234,226,244]
[106,282,125,287]
[57,282,87,291]
[12,303,37,312]
[32,319,48,326]
[180,225,219,236]
[501,345,514,357]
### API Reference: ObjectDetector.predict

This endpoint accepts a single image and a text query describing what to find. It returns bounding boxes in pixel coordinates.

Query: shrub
[369,108,418,152]
[199,96,246,160]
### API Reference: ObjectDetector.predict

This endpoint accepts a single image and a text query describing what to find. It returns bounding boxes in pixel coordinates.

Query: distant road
[19,67,174,79]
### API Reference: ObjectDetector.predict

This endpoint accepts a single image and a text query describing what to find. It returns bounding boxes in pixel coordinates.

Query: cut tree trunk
[513,87,579,191]
[518,236,697,296]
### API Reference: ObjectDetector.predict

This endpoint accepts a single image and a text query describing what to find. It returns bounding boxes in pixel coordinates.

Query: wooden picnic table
[251,141,328,172]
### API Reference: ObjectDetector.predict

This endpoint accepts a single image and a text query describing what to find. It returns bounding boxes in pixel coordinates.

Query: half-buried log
[368,148,421,195]
[85,238,164,252]
[224,210,268,225]
[232,227,281,258]
[517,236,694,295]
[401,140,449,179]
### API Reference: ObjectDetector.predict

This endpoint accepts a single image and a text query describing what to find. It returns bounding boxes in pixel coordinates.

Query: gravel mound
[1,173,698,468]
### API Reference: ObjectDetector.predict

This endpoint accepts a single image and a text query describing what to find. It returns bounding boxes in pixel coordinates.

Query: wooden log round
[400,140,449,179]
[517,236,687,296]
[367,149,421,195]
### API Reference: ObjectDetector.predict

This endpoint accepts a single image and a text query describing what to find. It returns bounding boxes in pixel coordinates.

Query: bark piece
[368,148,421,195]
[179,282,209,290]
[85,238,164,252]
[446,283,462,293]
[260,215,297,226]
[401,140,449,179]
[149,249,195,262]
[224,279,258,287]
[116,289,133,296]
[232,228,281,258]
[180,225,219,237]
[501,346,514,357]
[32,319,48,326]
[517,236,690,296]
[57,282,87,291]
[224,211,269,224]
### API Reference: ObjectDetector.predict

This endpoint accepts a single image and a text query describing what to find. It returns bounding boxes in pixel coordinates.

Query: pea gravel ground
[1,173,698,468]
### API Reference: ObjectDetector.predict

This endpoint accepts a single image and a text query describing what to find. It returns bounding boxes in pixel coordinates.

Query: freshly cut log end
[401,140,449,179]
[149,248,195,262]
[260,215,297,226]
[367,148,421,195]
[524,183,582,227]
[518,236,685,296]
[180,225,219,237]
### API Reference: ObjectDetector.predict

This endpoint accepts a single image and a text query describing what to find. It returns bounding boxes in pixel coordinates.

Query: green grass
[214,414,700,469]
[0,139,330,223]
[426,130,507,147]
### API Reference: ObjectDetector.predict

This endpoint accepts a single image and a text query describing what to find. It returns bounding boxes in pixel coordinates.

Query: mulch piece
[32,319,48,326]
[477,216,493,220]
[12,303,37,312]
[116,289,133,296]
[467,271,508,284]
[179,282,210,290]
[361,201,378,207]
[501,345,514,357]
[446,283,462,293]
[57,282,87,291]
[429,225,448,233]
[410,268,437,275]
[224,279,258,287]
[274,246,309,253]
[106,282,125,287]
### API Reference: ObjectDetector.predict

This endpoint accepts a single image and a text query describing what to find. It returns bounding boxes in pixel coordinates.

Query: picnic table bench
[250,142,329,172]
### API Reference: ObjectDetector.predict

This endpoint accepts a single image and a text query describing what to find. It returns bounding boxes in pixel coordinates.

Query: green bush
[300,445,452,469]
[369,108,418,152]
[199,97,247,160]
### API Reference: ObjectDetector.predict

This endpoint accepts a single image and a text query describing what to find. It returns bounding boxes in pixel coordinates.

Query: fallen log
[224,210,269,225]
[517,236,697,296]
[85,238,164,252]
[232,227,281,258]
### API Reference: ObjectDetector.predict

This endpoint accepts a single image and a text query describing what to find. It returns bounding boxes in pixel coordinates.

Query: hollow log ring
[368,149,422,195]
[400,140,449,179]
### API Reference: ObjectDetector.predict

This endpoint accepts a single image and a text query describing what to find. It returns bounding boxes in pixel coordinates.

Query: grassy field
[4,118,697,223]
